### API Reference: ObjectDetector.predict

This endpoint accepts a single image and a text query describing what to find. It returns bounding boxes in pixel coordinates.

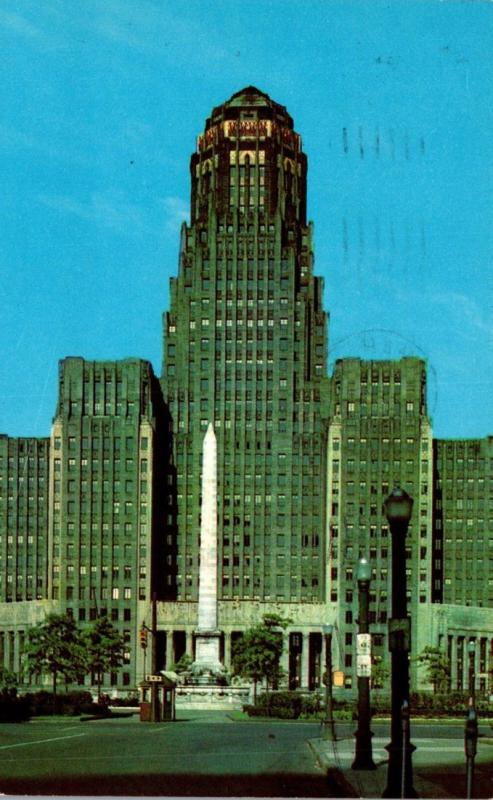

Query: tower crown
[206,86,294,132]
[227,85,271,106]
[193,88,304,224]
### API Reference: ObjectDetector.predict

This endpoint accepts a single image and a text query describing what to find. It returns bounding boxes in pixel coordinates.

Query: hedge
[243,689,492,720]
[24,690,111,717]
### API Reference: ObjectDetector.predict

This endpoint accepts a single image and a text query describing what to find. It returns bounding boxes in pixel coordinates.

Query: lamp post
[465,700,478,800]
[323,624,336,741]
[150,592,160,723]
[467,640,476,705]
[383,488,416,799]
[352,557,376,770]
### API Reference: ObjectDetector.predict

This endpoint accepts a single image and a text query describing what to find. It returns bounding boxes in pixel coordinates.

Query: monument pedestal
[191,629,224,684]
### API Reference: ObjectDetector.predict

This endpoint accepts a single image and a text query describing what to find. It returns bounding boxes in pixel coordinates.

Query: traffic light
[140,625,148,649]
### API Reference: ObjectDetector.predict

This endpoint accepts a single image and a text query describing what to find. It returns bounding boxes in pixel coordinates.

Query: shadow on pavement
[417,763,493,800]
[0,771,341,797]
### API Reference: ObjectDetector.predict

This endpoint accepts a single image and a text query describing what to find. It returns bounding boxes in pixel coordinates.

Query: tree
[84,617,125,701]
[416,646,450,692]
[170,653,193,673]
[0,667,18,691]
[371,657,389,690]
[25,613,86,697]
[231,614,290,701]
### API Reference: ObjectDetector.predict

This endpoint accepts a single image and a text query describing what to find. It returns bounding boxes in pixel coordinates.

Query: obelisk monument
[192,423,223,679]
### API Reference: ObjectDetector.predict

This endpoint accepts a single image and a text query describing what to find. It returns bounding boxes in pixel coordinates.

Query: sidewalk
[308,733,493,798]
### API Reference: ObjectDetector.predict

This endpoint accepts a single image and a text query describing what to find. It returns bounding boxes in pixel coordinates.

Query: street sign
[356,633,371,656]
[357,654,372,678]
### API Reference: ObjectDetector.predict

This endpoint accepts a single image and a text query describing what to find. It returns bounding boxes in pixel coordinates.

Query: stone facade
[0,88,492,696]
[0,358,170,689]
[327,357,434,689]
[161,86,329,606]
[0,436,50,602]
[433,437,493,607]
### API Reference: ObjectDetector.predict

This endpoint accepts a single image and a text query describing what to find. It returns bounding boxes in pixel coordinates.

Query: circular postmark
[328,327,438,414]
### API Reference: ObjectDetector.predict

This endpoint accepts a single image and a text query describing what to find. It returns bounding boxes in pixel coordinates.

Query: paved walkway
[309,734,493,798]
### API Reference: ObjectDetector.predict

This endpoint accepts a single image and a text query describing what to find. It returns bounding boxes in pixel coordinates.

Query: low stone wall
[175,685,250,710]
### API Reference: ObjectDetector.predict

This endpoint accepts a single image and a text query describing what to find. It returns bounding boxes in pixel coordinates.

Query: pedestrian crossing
[324,737,465,766]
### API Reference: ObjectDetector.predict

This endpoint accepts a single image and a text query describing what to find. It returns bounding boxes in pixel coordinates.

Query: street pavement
[0,711,332,796]
[1,712,492,797]
[309,719,493,799]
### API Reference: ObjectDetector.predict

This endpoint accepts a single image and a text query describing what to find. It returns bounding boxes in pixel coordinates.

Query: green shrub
[408,690,493,717]
[243,704,266,717]
[243,692,299,718]
[333,707,354,720]
[26,690,95,716]
[107,693,139,707]
[300,694,323,715]
[244,688,493,722]
[371,697,390,716]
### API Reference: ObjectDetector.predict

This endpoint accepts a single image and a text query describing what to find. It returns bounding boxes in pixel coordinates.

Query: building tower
[162,87,329,612]
[48,357,168,688]
[327,357,433,689]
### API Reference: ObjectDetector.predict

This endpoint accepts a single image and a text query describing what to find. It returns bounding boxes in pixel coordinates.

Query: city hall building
[1,88,492,695]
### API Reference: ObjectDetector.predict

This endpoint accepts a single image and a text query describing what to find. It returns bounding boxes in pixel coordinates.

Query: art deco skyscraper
[162,87,329,605]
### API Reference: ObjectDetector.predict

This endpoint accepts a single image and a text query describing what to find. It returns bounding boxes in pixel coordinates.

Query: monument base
[191,629,226,685]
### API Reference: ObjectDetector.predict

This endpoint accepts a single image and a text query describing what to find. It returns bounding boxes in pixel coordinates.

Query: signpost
[357,633,372,678]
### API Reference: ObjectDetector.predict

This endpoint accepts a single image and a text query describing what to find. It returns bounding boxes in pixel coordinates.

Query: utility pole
[352,557,376,770]
[150,592,159,722]
[383,488,416,799]
[323,624,336,741]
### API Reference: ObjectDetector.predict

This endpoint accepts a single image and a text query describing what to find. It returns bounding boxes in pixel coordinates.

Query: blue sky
[1,0,492,439]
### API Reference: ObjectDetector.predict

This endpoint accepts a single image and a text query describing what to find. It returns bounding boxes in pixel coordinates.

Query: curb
[307,737,453,799]
[307,738,359,797]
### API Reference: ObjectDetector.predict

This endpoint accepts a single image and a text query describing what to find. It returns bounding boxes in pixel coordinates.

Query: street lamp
[383,487,416,799]
[323,624,336,741]
[465,700,478,800]
[467,640,476,705]
[352,557,376,770]
[150,592,160,722]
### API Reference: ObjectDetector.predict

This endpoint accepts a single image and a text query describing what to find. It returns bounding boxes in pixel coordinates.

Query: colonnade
[446,633,493,694]
[155,627,330,690]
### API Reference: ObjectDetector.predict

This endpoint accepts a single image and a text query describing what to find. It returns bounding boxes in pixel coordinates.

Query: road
[0,711,332,796]
[1,713,492,797]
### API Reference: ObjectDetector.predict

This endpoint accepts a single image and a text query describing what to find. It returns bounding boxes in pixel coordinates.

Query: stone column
[17,631,25,682]
[301,632,310,689]
[5,631,13,673]
[165,630,174,670]
[280,633,289,678]
[449,636,457,689]
[223,631,232,670]
[186,631,194,657]
[489,639,493,694]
